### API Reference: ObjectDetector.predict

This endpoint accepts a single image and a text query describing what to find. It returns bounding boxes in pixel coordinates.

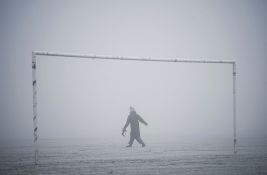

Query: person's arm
[123,116,130,131]
[137,114,148,126]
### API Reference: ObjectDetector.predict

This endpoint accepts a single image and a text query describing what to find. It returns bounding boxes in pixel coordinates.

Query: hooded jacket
[123,111,147,138]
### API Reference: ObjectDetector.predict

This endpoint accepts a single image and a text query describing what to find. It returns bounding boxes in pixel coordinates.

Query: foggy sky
[0,0,267,142]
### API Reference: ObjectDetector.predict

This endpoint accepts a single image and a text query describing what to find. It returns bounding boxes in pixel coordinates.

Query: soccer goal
[31,51,237,165]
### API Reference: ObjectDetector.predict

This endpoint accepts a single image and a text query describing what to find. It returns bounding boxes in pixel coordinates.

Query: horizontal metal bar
[33,51,235,64]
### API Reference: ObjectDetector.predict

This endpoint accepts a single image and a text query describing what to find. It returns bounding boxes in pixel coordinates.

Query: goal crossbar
[34,51,235,64]
[31,51,237,166]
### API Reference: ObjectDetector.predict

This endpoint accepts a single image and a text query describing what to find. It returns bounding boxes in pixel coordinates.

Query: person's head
[129,106,135,113]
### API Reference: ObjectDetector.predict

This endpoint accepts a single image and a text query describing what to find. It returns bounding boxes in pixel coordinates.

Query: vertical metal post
[233,63,237,154]
[32,52,39,165]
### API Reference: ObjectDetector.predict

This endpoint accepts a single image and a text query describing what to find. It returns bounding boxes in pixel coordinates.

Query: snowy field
[0,138,267,175]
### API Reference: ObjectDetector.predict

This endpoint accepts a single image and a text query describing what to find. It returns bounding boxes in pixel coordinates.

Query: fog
[36,56,232,140]
[0,0,267,143]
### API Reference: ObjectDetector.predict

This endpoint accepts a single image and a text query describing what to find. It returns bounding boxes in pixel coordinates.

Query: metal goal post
[31,51,237,165]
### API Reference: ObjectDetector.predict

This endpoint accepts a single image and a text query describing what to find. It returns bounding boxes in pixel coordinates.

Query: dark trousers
[129,136,145,145]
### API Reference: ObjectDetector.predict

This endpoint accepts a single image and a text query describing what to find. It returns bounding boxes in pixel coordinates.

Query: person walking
[122,106,148,147]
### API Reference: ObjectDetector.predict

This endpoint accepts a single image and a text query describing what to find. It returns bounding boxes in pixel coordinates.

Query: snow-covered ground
[0,138,266,175]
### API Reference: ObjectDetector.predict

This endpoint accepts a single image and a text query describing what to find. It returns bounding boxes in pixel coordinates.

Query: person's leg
[136,137,145,147]
[127,135,134,147]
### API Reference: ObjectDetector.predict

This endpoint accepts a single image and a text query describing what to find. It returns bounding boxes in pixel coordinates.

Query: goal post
[31,51,237,165]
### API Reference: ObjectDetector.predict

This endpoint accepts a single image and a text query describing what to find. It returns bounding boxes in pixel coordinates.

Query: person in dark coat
[122,106,148,147]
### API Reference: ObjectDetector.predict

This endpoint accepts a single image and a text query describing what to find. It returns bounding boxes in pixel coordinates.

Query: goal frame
[31,51,237,165]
